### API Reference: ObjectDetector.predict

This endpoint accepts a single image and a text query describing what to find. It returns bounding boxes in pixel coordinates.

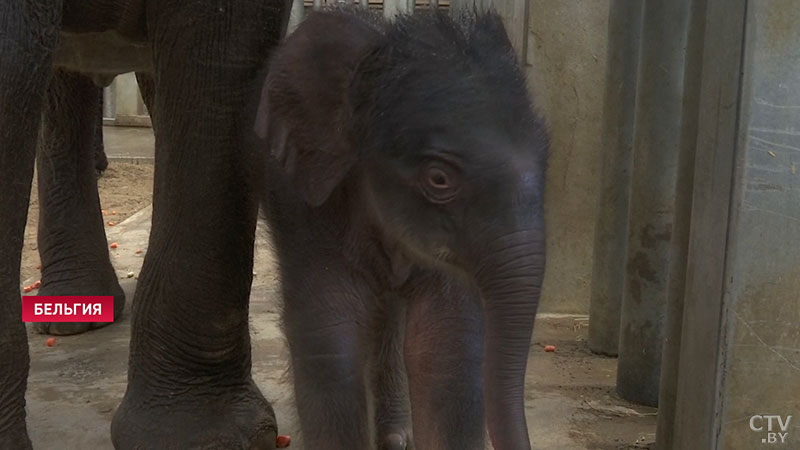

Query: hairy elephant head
[256,8,548,450]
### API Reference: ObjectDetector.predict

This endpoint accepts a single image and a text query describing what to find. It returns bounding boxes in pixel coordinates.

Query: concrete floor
[21,127,657,449]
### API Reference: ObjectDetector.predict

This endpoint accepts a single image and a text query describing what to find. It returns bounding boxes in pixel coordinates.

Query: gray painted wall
[526,0,610,313]
[717,0,800,446]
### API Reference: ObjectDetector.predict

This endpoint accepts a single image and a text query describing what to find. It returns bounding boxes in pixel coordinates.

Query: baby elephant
[256,7,548,450]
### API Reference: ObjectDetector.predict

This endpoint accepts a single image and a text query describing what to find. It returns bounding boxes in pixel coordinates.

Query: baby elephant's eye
[419,161,461,204]
[427,167,451,188]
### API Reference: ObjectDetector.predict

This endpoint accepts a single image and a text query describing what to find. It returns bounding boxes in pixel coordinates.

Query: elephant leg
[0,2,63,448]
[93,87,108,175]
[134,71,155,117]
[281,264,372,450]
[33,69,125,336]
[372,294,414,450]
[403,272,486,450]
[110,1,290,449]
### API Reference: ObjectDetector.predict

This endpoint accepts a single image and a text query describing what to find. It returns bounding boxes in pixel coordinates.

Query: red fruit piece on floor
[135,249,143,254]
[32,280,41,289]
[112,210,117,215]
[46,337,56,347]
[23,286,33,293]
[276,435,291,448]
[110,242,118,249]
[36,264,41,270]
[108,221,115,226]
[101,209,107,216]
[544,345,556,352]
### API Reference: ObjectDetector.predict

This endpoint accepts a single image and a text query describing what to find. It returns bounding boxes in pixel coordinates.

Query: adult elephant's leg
[403,272,486,450]
[34,69,125,336]
[111,1,290,448]
[0,2,62,448]
[134,72,155,117]
[94,87,108,174]
[281,262,372,450]
[372,295,414,450]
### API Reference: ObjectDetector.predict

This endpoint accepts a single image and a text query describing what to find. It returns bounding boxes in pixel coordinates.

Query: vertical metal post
[661,1,800,449]
[654,0,707,446]
[587,0,643,357]
[616,0,691,407]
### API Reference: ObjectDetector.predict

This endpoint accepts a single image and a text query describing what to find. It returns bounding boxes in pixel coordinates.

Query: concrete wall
[526,0,610,313]
[102,73,150,127]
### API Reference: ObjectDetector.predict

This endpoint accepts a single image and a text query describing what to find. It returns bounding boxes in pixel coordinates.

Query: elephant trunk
[474,229,545,450]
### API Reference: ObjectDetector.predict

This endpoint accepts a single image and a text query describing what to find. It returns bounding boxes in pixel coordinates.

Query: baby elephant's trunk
[473,229,545,450]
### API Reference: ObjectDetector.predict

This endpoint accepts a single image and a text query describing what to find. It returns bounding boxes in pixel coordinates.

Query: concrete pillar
[102,84,116,120]
[587,0,642,357]
[654,0,707,446]
[114,73,142,117]
[287,0,305,34]
[109,73,150,127]
[662,0,800,448]
[616,0,690,407]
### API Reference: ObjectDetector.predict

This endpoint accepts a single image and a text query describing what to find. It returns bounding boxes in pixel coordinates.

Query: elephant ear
[255,9,384,206]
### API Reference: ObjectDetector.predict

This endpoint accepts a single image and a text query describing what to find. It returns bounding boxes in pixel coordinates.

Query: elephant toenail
[384,433,406,450]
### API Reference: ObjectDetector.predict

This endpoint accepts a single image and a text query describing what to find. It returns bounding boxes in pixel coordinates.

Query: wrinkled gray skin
[33,77,112,337]
[257,9,548,450]
[0,0,290,448]
[93,89,109,175]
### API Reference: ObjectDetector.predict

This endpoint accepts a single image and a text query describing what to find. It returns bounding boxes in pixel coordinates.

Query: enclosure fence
[289,0,451,32]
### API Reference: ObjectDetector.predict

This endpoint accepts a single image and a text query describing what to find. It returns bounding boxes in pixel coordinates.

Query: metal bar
[654,0,707,446]
[616,0,691,407]
[664,0,786,448]
[587,0,643,358]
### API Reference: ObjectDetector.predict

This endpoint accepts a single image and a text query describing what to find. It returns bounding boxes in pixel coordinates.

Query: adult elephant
[0,0,291,448]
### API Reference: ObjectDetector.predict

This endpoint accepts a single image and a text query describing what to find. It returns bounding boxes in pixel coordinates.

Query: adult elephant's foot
[0,424,33,450]
[31,274,126,335]
[111,380,277,450]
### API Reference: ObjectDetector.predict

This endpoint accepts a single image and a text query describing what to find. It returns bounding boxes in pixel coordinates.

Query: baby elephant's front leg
[281,263,373,450]
[403,273,486,450]
[372,294,413,450]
